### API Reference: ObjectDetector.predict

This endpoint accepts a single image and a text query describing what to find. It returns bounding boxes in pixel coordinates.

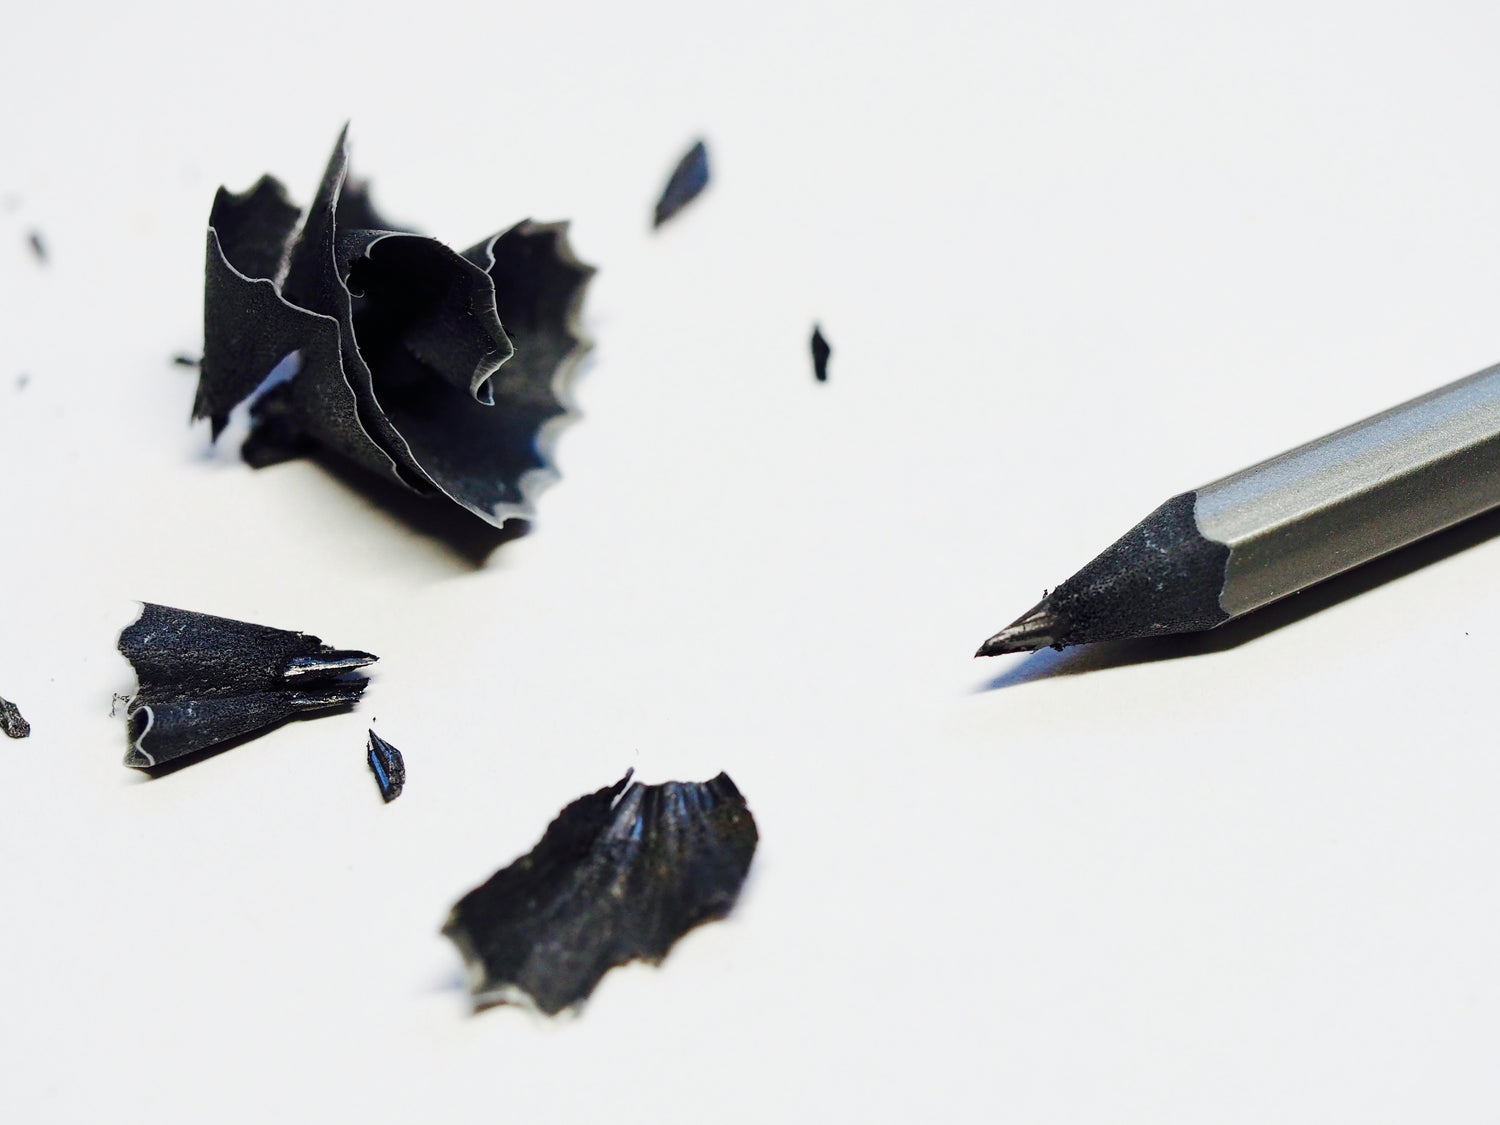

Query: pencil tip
[975,603,1063,657]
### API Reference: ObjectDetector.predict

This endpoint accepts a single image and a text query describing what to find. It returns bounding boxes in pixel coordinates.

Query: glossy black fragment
[652,140,709,228]
[0,695,30,739]
[811,325,831,382]
[172,354,201,368]
[26,230,46,263]
[193,126,595,527]
[366,729,405,802]
[118,603,376,771]
[444,770,757,1015]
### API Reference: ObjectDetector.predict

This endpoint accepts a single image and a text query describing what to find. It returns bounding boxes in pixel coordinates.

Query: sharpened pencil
[978,360,1500,655]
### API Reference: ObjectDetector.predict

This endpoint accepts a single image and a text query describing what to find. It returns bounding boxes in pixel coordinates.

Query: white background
[3,1,1500,1120]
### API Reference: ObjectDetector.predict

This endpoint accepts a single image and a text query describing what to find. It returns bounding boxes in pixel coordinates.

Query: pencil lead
[975,602,1063,657]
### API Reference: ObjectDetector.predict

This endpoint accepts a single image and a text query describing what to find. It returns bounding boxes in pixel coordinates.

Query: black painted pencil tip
[975,602,1063,657]
[974,493,1233,656]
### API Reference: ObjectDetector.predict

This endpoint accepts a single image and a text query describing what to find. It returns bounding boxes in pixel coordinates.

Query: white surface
[4,1,1500,1120]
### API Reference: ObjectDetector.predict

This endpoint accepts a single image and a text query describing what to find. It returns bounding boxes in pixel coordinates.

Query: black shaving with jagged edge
[195,125,595,527]
[118,603,376,771]
[443,770,758,1015]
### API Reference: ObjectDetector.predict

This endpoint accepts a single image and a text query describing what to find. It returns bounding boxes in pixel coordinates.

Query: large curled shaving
[196,126,595,527]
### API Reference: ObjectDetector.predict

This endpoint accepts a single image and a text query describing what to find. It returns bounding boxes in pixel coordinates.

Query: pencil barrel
[1195,361,1500,616]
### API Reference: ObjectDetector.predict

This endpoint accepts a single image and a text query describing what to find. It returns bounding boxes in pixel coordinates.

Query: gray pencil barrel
[1195,360,1500,617]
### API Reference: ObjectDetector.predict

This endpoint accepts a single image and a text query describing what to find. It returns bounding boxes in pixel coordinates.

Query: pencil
[977,360,1500,655]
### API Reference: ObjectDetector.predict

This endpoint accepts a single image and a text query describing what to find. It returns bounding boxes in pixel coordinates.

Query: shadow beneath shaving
[310,452,530,568]
[977,502,1500,692]
[424,963,471,997]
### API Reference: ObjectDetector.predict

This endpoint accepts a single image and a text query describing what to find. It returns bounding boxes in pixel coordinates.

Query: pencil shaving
[366,729,405,803]
[195,125,595,528]
[443,770,757,1015]
[0,695,30,739]
[652,139,709,228]
[118,603,376,771]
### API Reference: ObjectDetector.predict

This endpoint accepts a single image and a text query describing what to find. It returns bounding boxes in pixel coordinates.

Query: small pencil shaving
[118,603,375,770]
[0,695,29,739]
[652,140,709,228]
[367,729,405,802]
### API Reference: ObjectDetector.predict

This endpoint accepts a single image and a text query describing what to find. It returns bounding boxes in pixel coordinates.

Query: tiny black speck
[811,325,831,382]
[652,140,710,229]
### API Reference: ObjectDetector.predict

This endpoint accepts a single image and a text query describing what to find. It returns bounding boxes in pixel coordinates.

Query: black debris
[0,695,30,739]
[367,729,405,802]
[443,769,757,1015]
[118,603,376,771]
[26,230,46,263]
[652,140,709,229]
[811,324,831,383]
[194,125,595,528]
[172,354,201,368]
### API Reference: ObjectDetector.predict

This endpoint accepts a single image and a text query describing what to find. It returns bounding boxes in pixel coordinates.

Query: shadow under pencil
[977,501,1500,692]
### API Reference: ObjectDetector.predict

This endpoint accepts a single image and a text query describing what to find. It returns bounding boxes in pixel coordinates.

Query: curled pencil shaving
[367,729,405,802]
[652,139,709,228]
[443,769,757,1015]
[0,695,29,739]
[195,125,595,527]
[118,603,376,770]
